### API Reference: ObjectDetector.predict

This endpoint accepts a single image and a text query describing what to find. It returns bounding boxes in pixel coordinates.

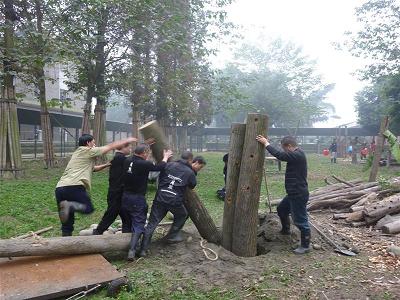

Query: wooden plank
[0,254,122,300]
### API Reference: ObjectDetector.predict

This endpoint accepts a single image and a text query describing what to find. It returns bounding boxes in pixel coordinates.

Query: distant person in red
[370,139,376,154]
[360,144,368,160]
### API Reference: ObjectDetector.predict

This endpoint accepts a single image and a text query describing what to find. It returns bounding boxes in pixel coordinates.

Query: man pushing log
[256,135,311,254]
[55,134,137,236]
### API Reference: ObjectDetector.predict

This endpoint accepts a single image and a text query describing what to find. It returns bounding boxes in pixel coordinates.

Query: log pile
[308,176,400,234]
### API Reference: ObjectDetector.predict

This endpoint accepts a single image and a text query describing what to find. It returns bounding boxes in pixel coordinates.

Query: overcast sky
[214,0,367,128]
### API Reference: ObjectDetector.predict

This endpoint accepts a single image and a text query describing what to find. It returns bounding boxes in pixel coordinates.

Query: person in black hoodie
[256,135,311,254]
[139,151,197,257]
[93,144,132,235]
[121,144,173,260]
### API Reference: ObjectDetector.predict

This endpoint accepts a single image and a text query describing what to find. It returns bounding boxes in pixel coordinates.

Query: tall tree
[16,0,60,168]
[0,0,23,178]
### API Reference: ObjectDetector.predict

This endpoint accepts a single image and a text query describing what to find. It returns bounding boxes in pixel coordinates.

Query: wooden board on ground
[0,254,123,300]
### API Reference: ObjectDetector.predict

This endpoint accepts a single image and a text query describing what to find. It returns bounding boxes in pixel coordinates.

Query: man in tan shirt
[55,134,137,236]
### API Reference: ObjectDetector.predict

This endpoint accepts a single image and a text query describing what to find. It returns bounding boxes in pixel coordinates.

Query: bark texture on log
[0,234,132,258]
[231,113,268,257]
[139,120,169,163]
[183,189,221,244]
[222,123,246,251]
[375,214,400,229]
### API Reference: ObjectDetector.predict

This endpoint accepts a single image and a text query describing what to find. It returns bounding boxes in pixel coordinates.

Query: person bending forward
[121,144,173,260]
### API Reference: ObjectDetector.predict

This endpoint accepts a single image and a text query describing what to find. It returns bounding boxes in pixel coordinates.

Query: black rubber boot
[138,232,152,257]
[334,158,337,163]
[127,233,141,261]
[294,230,311,254]
[59,201,86,224]
[279,216,291,235]
[165,226,184,243]
[92,228,102,235]
[62,231,72,237]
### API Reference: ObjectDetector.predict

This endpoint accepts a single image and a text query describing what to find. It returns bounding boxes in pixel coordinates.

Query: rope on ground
[200,238,218,261]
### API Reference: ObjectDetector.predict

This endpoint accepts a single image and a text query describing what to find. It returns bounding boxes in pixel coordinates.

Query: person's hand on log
[256,135,270,147]
[144,137,156,146]
[162,149,173,162]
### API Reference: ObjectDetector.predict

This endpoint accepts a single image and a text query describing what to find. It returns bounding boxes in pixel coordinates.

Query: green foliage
[383,129,400,161]
[214,39,335,127]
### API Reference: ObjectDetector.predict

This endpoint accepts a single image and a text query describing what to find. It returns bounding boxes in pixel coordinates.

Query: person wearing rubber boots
[139,151,197,257]
[55,134,137,236]
[256,135,311,254]
[121,144,173,261]
[92,143,132,235]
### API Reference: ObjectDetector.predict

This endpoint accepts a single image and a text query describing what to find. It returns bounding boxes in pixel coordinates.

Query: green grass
[1,153,400,299]
[1,153,399,238]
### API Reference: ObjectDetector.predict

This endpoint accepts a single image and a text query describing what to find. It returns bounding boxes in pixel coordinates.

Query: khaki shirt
[56,146,106,191]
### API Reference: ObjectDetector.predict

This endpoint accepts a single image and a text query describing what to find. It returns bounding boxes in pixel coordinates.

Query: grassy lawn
[1,152,399,299]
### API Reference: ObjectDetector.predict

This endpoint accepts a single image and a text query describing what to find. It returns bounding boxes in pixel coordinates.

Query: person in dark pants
[139,151,197,257]
[329,139,338,163]
[121,144,173,260]
[93,144,132,235]
[256,135,311,254]
[55,134,137,236]
[217,153,228,200]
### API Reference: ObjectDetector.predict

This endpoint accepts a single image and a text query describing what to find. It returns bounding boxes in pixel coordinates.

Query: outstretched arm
[100,137,138,155]
[93,162,111,172]
[256,135,298,162]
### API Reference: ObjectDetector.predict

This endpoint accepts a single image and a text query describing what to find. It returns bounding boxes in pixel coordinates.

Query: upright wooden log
[0,234,132,258]
[369,116,389,182]
[231,113,268,257]
[222,123,246,251]
[139,120,169,163]
[183,189,221,244]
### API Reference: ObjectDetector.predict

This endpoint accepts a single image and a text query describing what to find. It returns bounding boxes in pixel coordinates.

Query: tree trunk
[222,123,246,251]
[0,0,22,179]
[93,103,107,147]
[369,116,389,182]
[93,5,109,148]
[231,113,268,257]
[139,120,169,163]
[183,189,221,244]
[178,125,188,154]
[0,234,132,258]
[81,89,94,135]
[131,105,140,143]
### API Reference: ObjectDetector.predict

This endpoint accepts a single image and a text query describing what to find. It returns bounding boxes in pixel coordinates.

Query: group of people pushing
[55,134,206,260]
[55,132,311,259]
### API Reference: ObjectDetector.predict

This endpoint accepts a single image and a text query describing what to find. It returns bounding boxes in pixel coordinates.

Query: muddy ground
[119,213,400,299]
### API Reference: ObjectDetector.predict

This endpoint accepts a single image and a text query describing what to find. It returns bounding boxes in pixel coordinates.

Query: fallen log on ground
[375,214,400,229]
[363,194,400,224]
[0,234,132,258]
[382,220,400,234]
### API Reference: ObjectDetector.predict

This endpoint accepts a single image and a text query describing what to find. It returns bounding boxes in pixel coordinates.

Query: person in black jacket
[93,144,132,235]
[139,151,197,257]
[329,139,338,163]
[121,144,173,260]
[256,135,311,254]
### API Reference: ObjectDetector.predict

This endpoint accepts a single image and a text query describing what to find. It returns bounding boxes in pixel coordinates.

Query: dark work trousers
[144,200,188,237]
[96,188,128,234]
[277,194,310,235]
[120,192,148,234]
[55,185,94,235]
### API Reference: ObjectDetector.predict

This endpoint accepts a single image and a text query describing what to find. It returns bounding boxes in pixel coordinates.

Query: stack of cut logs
[307,176,400,234]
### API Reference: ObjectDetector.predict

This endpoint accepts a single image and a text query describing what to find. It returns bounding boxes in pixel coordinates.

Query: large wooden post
[369,116,389,182]
[183,189,221,244]
[231,113,268,257]
[222,123,246,251]
[139,120,169,163]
